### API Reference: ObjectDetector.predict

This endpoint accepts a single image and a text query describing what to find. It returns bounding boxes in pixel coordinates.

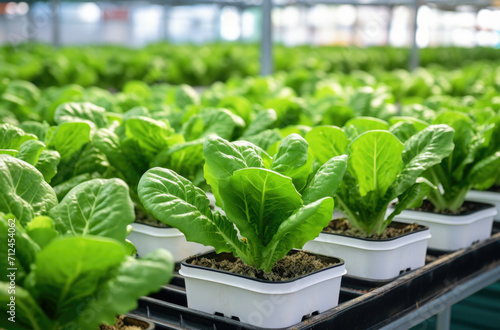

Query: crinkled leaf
[302,155,347,204]
[16,140,45,166]
[386,178,435,226]
[93,129,142,188]
[0,123,37,150]
[396,124,455,195]
[232,140,271,168]
[19,121,51,142]
[74,250,174,330]
[151,139,204,183]
[270,134,313,192]
[74,143,109,176]
[47,122,91,161]
[29,236,125,324]
[35,150,60,183]
[468,151,500,190]
[265,197,334,271]
[49,179,134,241]
[239,129,282,151]
[219,168,302,247]
[54,102,108,128]
[125,116,174,159]
[389,121,420,143]
[182,108,245,141]
[217,95,253,125]
[242,109,277,137]
[203,135,250,204]
[0,156,57,225]
[138,168,245,256]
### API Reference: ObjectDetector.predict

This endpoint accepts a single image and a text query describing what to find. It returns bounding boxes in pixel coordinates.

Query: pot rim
[180,249,345,285]
[320,220,430,242]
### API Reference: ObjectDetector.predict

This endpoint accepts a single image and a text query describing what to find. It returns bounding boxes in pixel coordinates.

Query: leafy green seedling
[139,134,347,272]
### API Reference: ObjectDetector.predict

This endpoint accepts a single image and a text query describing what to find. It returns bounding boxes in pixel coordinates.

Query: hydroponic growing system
[1,0,500,329]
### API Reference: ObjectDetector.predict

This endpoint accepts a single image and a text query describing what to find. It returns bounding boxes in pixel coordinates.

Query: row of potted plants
[1,67,499,328]
[132,122,496,327]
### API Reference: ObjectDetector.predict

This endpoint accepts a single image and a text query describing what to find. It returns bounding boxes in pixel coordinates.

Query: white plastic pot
[179,251,346,329]
[303,223,430,281]
[392,204,496,251]
[128,223,213,262]
[466,190,500,221]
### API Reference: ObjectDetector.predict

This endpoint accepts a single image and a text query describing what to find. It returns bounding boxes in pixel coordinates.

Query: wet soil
[415,200,487,216]
[99,315,145,330]
[323,219,421,239]
[188,251,338,281]
[487,185,500,193]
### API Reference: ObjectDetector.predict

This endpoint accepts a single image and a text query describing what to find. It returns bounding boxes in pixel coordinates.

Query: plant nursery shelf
[130,224,500,329]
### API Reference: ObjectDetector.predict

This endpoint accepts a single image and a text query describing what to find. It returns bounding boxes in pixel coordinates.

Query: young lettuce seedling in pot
[307,124,455,235]
[138,134,347,272]
[424,111,500,213]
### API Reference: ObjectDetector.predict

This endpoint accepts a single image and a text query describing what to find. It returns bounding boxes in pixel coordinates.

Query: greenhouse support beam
[260,0,273,76]
[409,0,419,70]
[379,265,500,330]
[163,4,171,41]
[436,307,451,330]
[51,0,60,46]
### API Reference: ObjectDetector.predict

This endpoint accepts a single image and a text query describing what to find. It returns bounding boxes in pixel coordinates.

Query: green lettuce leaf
[349,130,404,197]
[0,156,57,225]
[49,179,134,241]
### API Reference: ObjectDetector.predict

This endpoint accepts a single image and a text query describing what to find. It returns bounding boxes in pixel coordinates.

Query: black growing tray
[130,222,500,329]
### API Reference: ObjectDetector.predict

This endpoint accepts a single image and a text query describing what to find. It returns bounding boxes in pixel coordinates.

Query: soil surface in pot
[135,208,168,228]
[189,251,336,281]
[488,185,500,193]
[100,315,146,330]
[415,200,489,216]
[323,219,420,239]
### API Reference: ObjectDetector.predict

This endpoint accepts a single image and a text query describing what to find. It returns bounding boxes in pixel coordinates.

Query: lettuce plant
[0,155,174,329]
[306,124,455,235]
[0,226,173,330]
[138,134,347,272]
[424,111,500,212]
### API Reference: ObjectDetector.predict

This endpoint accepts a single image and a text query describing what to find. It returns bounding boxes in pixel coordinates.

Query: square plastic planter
[179,251,346,329]
[391,203,497,251]
[127,223,213,262]
[466,190,500,222]
[303,222,431,281]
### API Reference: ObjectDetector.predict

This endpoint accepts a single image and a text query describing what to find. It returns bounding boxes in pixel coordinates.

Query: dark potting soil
[323,218,420,239]
[135,208,169,228]
[188,251,336,281]
[99,315,143,330]
[415,200,487,216]
[488,185,500,193]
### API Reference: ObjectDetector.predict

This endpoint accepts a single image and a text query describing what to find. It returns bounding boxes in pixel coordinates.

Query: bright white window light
[476,30,500,47]
[307,5,331,28]
[220,6,240,41]
[78,2,101,23]
[16,2,29,15]
[335,5,356,26]
[5,2,17,15]
[282,6,300,28]
[242,11,255,38]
